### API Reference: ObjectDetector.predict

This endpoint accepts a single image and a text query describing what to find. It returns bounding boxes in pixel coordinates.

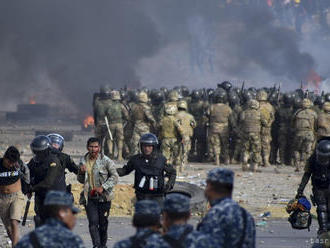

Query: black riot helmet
[181,86,190,97]
[316,139,330,166]
[218,81,232,92]
[213,89,228,103]
[139,133,159,154]
[150,90,164,105]
[47,133,64,151]
[191,89,202,102]
[229,92,240,107]
[283,93,292,106]
[324,93,330,103]
[30,135,51,154]
[314,96,325,107]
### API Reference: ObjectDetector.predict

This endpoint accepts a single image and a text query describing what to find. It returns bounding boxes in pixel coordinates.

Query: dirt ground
[0,123,314,247]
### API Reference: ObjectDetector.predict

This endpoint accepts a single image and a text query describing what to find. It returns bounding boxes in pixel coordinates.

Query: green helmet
[302,98,312,109]
[168,90,179,101]
[111,90,121,100]
[165,103,178,115]
[177,100,187,110]
[100,85,111,95]
[138,91,149,103]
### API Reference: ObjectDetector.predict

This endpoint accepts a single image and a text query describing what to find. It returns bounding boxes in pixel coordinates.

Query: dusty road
[0,123,318,247]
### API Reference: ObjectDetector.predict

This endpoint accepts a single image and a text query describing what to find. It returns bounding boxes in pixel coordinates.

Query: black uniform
[28,153,64,226]
[297,153,330,233]
[117,152,176,206]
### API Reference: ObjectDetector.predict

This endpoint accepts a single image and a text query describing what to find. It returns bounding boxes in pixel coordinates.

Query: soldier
[189,90,209,162]
[197,168,256,247]
[159,103,184,166]
[93,85,113,155]
[317,102,330,141]
[16,190,84,248]
[117,133,176,206]
[105,90,129,161]
[150,90,165,124]
[207,90,232,165]
[257,90,275,167]
[239,99,263,172]
[175,100,196,173]
[78,137,119,248]
[113,200,162,248]
[145,193,211,248]
[228,93,243,164]
[277,94,294,165]
[292,98,318,172]
[159,90,180,120]
[296,140,330,235]
[28,136,64,227]
[130,91,157,156]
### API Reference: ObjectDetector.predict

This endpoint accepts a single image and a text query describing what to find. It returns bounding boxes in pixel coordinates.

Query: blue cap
[134,200,161,216]
[163,193,190,213]
[207,168,234,185]
[44,191,80,214]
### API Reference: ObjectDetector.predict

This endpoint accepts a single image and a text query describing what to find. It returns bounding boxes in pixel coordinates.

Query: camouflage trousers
[106,123,124,161]
[161,138,179,165]
[241,132,262,166]
[130,123,150,156]
[95,124,108,154]
[177,137,192,172]
[261,127,272,166]
[292,131,315,171]
[209,128,230,165]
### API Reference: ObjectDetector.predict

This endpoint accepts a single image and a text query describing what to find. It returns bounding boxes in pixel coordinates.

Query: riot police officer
[296,139,330,235]
[27,135,64,227]
[117,133,176,206]
[47,133,79,194]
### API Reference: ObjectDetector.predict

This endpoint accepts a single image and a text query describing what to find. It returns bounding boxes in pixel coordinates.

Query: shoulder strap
[163,227,192,248]
[237,207,247,248]
[130,230,156,248]
[29,231,43,248]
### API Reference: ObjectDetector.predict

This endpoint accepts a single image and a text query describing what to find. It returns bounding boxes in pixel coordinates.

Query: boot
[242,163,250,172]
[263,155,270,167]
[317,210,328,235]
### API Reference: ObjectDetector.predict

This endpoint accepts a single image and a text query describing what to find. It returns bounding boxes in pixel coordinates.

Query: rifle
[277,84,281,103]
[22,194,32,226]
[104,116,113,141]
[240,81,245,96]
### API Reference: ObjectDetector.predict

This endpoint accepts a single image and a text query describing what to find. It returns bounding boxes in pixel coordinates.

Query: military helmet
[283,93,293,105]
[325,93,330,102]
[323,102,330,112]
[294,97,302,108]
[229,93,240,106]
[111,90,121,100]
[30,135,51,153]
[168,90,179,102]
[302,98,312,109]
[165,103,178,115]
[218,81,232,91]
[181,86,189,97]
[150,90,164,105]
[100,85,112,95]
[314,96,325,107]
[138,91,149,103]
[213,89,227,103]
[316,139,330,166]
[177,100,188,110]
[47,133,64,151]
[256,90,268,101]
[247,99,259,110]
[191,89,202,101]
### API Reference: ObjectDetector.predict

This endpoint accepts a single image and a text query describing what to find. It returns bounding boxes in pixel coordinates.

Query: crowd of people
[94,82,330,173]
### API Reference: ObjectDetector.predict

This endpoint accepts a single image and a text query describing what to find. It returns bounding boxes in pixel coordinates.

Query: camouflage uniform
[292,99,318,171]
[94,97,113,150]
[277,104,294,165]
[16,191,84,248]
[145,193,211,248]
[208,102,232,165]
[239,100,262,172]
[130,92,157,156]
[113,200,162,248]
[257,91,275,167]
[197,168,256,247]
[317,102,330,141]
[175,100,196,172]
[159,103,183,166]
[105,90,129,161]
